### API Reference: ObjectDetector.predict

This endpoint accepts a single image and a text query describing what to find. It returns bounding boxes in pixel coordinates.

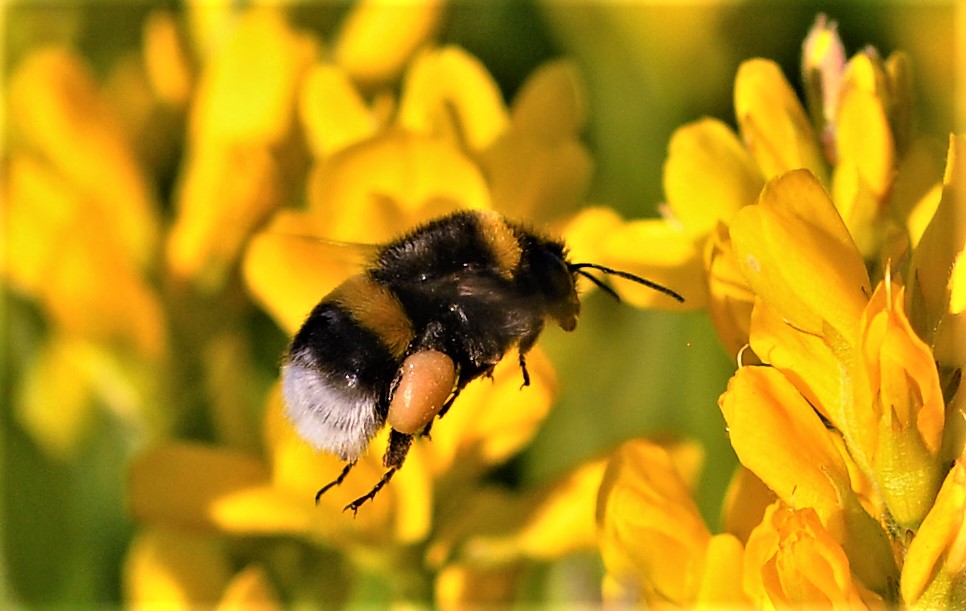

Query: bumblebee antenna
[569,262,685,303]
[573,269,620,300]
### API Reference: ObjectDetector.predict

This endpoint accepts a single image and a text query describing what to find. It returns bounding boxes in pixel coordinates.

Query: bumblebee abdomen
[282,295,401,461]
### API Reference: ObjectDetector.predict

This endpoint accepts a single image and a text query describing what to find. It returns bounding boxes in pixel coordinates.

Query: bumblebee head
[522,236,685,332]
[522,244,580,331]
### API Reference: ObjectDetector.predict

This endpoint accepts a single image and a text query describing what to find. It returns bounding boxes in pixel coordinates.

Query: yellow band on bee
[475,210,522,279]
[329,275,414,359]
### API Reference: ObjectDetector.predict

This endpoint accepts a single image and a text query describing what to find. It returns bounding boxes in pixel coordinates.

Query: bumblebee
[281,209,683,513]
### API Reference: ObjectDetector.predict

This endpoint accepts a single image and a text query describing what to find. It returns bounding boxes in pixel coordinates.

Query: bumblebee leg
[516,325,542,389]
[421,381,462,437]
[344,468,397,515]
[384,429,413,469]
[315,460,357,504]
[436,385,463,420]
[343,431,413,515]
[518,352,530,388]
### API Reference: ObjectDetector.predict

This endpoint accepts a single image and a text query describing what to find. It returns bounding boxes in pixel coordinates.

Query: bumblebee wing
[261,209,380,252]
[244,210,379,332]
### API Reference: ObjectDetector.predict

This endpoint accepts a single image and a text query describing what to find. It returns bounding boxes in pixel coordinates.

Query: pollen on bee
[387,350,457,435]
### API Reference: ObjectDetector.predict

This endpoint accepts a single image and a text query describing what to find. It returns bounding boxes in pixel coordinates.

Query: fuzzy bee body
[281,209,683,513]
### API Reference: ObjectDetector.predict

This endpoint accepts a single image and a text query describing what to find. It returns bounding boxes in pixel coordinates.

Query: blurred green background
[2,0,958,606]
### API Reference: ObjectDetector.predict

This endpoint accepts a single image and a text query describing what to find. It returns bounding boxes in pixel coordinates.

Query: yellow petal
[721,366,899,594]
[188,8,316,144]
[901,458,966,607]
[730,169,870,342]
[598,219,701,310]
[299,63,376,158]
[477,60,592,220]
[749,299,859,436]
[496,458,606,559]
[5,156,165,355]
[483,128,592,222]
[721,466,776,544]
[718,366,850,522]
[889,137,945,249]
[695,534,749,606]
[183,0,237,61]
[831,81,895,256]
[167,143,280,288]
[734,59,827,183]
[333,0,443,88]
[128,442,312,536]
[3,155,77,298]
[952,249,966,315]
[398,46,510,152]
[8,47,159,267]
[863,281,946,455]
[839,51,890,109]
[908,135,966,370]
[510,60,586,141]
[597,439,711,605]
[563,209,703,311]
[557,206,623,266]
[704,223,755,356]
[124,527,232,609]
[835,80,895,200]
[663,118,763,238]
[49,221,166,356]
[437,459,606,565]
[859,279,945,529]
[214,565,282,611]
[143,10,193,107]
[743,503,869,609]
[307,131,492,245]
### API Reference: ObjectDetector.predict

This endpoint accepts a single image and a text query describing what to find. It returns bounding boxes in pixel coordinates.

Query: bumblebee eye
[531,249,575,301]
[387,350,457,435]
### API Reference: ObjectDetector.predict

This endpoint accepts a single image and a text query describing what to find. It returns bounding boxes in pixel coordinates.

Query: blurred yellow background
[2,1,960,606]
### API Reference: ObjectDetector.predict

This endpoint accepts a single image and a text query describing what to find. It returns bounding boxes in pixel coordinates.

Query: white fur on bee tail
[281,348,380,462]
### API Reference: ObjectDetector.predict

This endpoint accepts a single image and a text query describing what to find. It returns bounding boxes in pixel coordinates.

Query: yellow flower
[594,15,946,355]
[165,9,317,290]
[332,0,444,90]
[600,165,959,606]
[164,2,446,291]
[124,527,284,610]
[743,503,872,608]
[595,17,964,609]
[5,50,164,356]
[856,279,946,528]
[4,45,168,458]
[596,439,748,606]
